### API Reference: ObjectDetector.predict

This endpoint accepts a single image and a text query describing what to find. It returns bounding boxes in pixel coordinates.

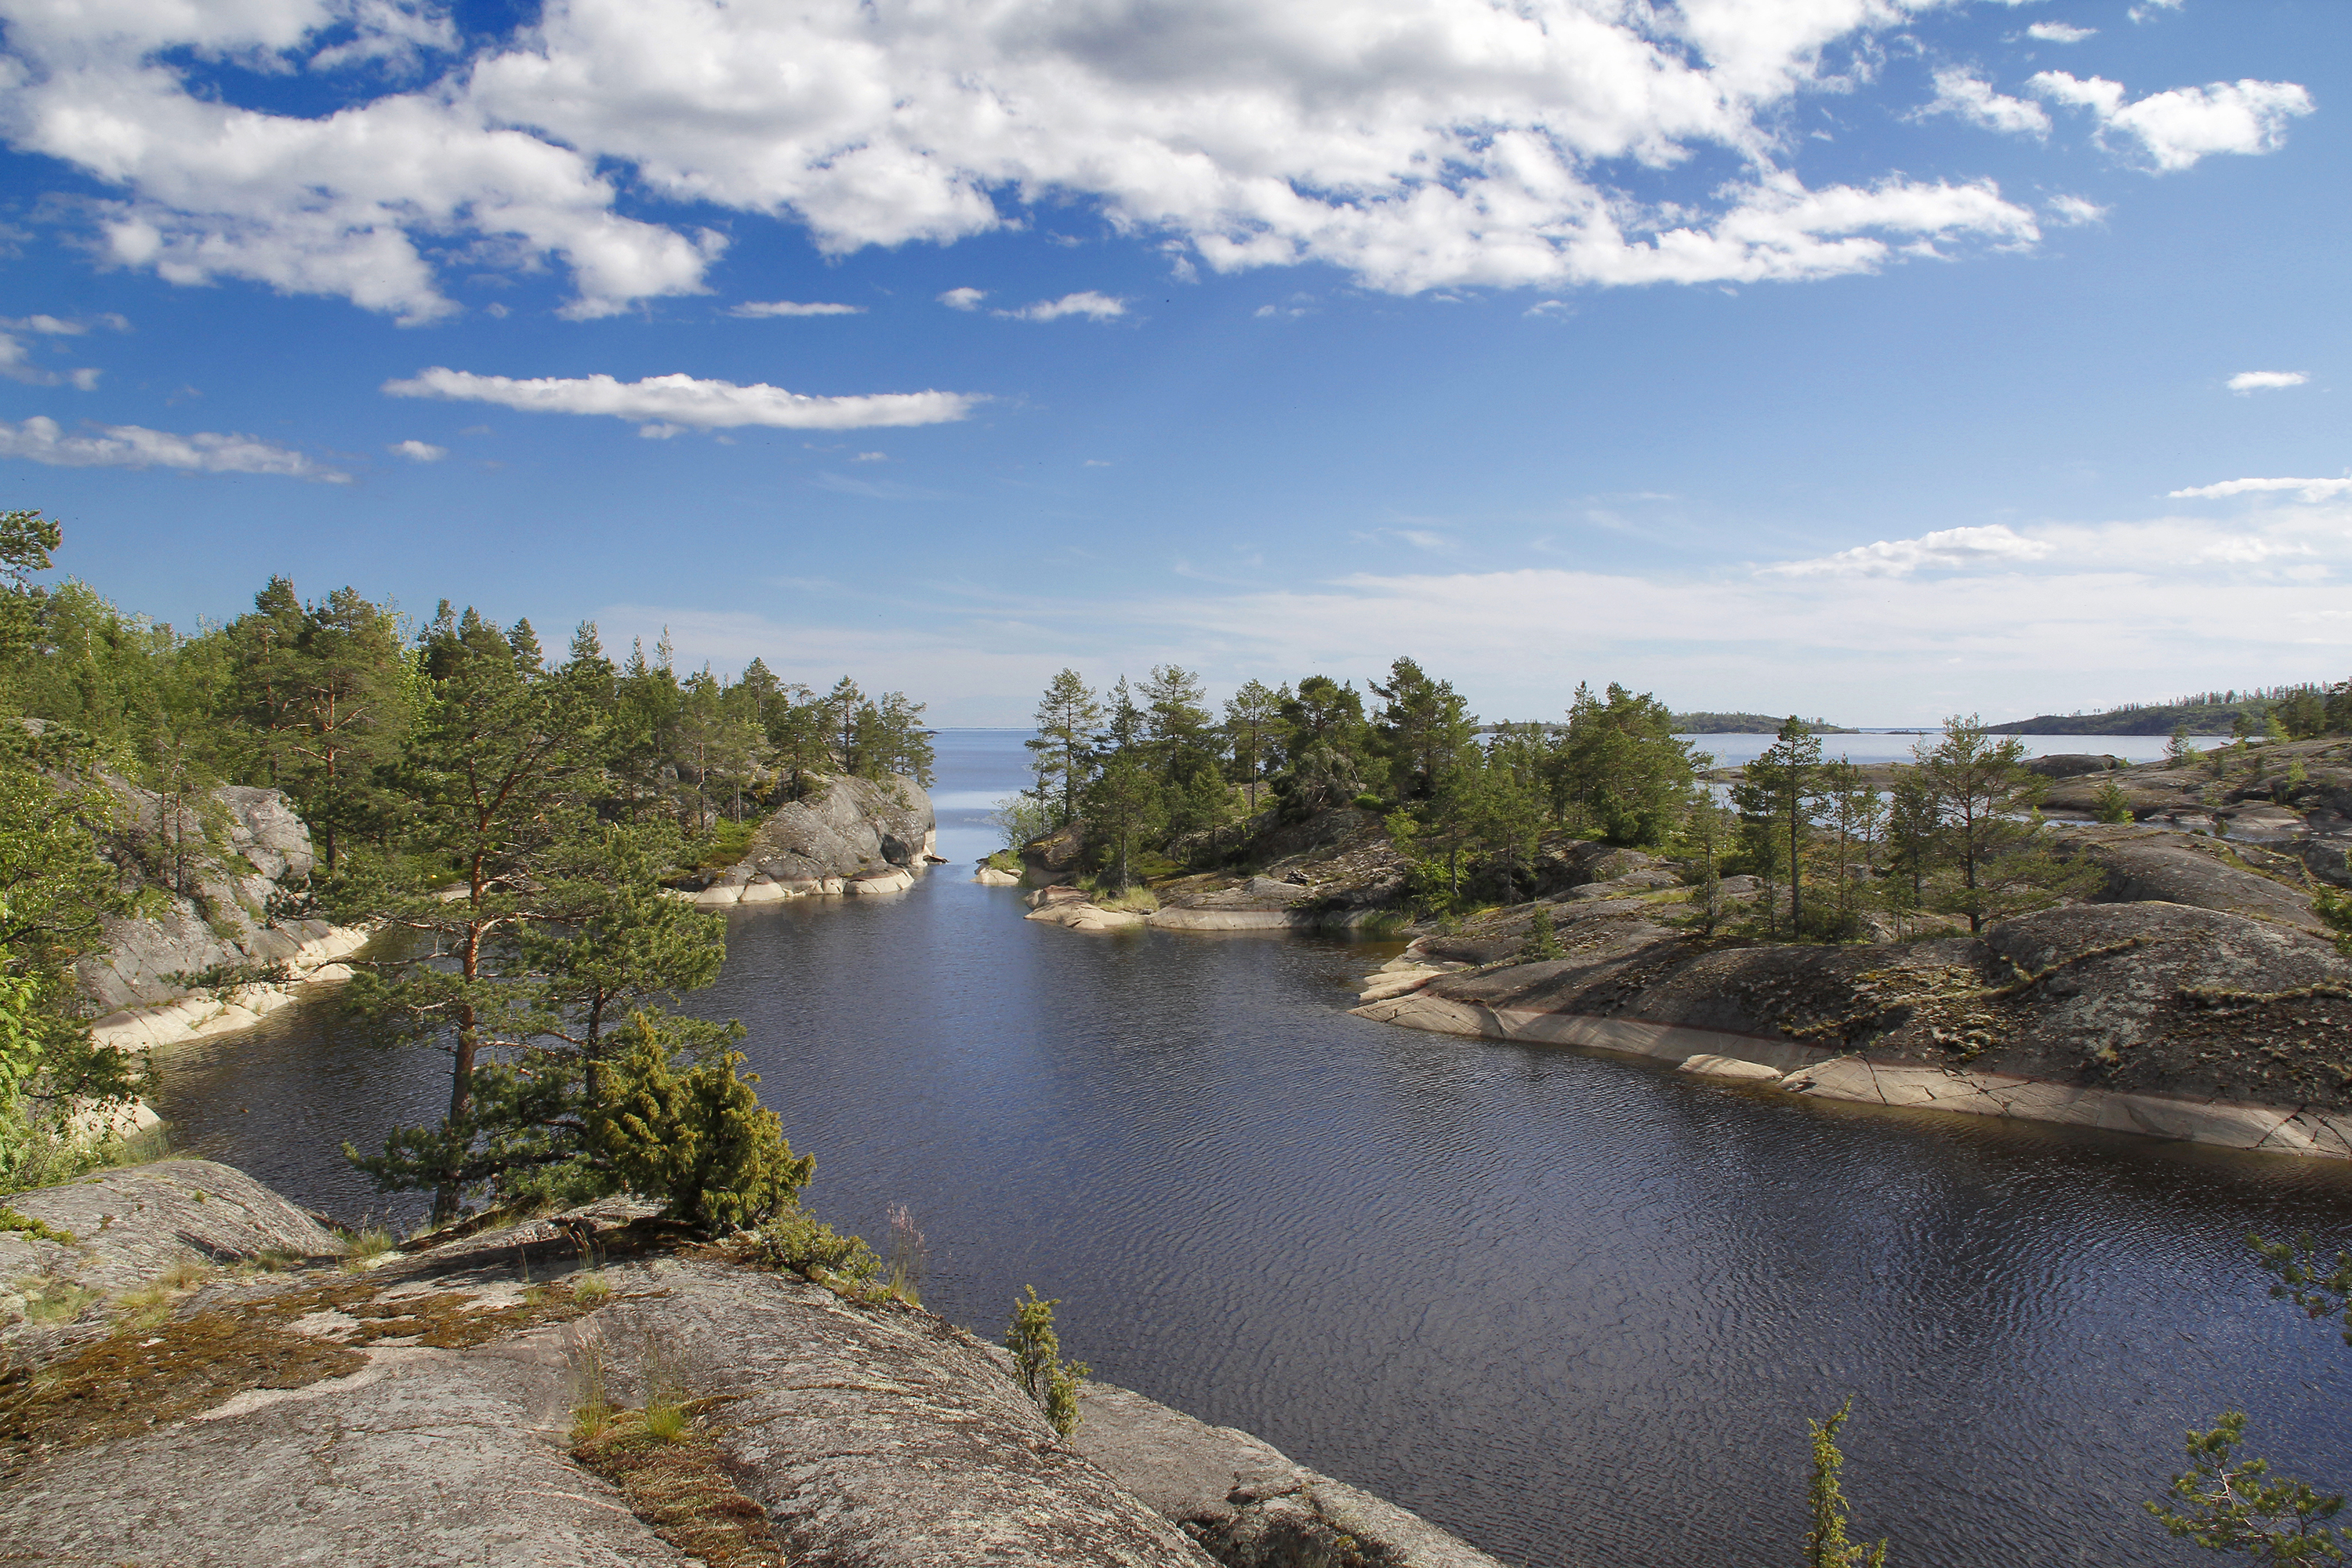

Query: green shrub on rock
[746,1205,880,1290]
[593,1013,814,1233]
[1007,1285,1089,1440]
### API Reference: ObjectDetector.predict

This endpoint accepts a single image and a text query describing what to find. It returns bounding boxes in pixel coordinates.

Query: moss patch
[0,1265,655,1478]
[572,1399,781,1568]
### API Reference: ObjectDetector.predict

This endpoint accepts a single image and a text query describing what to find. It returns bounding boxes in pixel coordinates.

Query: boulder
[736,774,935,884]
[2024,753,2124,780]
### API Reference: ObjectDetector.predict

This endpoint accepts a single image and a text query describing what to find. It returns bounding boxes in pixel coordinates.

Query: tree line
[1010,660,1726,908]
[0,513,931,1223]
[1013,662,2148,940]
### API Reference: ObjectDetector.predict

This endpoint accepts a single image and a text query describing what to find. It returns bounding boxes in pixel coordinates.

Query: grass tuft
[573,1272,613,1306]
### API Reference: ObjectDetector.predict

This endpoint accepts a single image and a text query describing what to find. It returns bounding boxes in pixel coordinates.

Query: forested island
[1990,684,2348,737]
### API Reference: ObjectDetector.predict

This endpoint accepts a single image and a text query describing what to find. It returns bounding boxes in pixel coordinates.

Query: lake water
[144,728,2352,1568]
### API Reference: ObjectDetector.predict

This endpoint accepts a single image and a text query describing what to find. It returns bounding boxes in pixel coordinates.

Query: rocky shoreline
[0,1159,1500,1568]
[680,773,942,908]
[1002,759,2352,1162]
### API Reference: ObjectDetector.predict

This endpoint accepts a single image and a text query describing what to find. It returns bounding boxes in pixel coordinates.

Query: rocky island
[1006,735,2352,1162]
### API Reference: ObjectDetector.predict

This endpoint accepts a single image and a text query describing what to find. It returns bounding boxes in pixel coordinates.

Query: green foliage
[1370,657,1475,805]
[0,737,139,1188]
[2312,889,2352,962]
[593,1014,813,1232]
[1007,1285,1090,1441]
[1519,906,1563,962]
[1550,683,1703,847]
[1911,715,2100,935]
[1732,718,1823,937]
[2094,778,2136,824]
[2148,1413,2347,1563]
[746,1203,880,1288]
[1804,1398,1889,1568]
[2251,1232,2352,1345]
[1027,669,1103,829]
[0,1204,74,1243]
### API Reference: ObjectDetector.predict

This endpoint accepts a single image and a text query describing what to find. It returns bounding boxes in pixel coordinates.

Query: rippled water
[147,730,2352,1568]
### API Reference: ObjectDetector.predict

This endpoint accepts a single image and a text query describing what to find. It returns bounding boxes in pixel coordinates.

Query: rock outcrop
[64,771,369,1051]
[1356,896,2352,1159]
[687,774,938,908]
[0,1160,1500,1568]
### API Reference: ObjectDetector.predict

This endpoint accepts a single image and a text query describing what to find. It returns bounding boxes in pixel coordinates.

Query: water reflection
[143,730,2352,1567]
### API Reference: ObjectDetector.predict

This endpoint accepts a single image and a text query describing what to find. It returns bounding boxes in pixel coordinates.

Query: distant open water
[147,728,2350,1568]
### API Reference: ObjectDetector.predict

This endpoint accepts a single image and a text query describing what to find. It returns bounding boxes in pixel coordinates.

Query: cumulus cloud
[2226,370,2308,394]
[2169,477,2352,502]
[729,299,863,317]
[2045,194,2108,226]
[2027,23,2096,44]
[0,416,347,481]
[383,367,978,432]
[1760,524,2053,578]
[1923,71,2050,137]
[996,292,1125,322]
[2031,72,2314,170]
[938,288,988,311]
[0,0,2067,319]
[389,438,447,461]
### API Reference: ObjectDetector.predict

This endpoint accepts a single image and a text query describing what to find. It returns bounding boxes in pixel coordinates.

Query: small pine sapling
[2093,779,2135,825]
[1519,906,1563,962]
[1007,1285,1091,1440]
[1805,1398,1889,1568]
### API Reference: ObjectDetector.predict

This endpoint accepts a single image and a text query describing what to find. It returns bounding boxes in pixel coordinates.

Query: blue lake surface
[147,728,2352,1568]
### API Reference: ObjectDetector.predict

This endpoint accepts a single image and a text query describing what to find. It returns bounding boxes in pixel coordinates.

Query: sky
[0,0,2346,726]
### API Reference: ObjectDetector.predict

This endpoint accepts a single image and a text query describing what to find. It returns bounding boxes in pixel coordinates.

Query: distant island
[1668,712,1858,735]
[1988,685,2328,735]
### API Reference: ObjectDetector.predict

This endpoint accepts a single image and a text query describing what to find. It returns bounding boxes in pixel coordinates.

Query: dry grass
[571,1398,780,1568]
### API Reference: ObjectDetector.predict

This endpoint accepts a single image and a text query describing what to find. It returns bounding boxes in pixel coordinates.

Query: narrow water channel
[147,730,2352,1568]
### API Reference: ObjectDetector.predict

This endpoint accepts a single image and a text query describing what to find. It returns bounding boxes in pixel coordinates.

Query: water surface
[147,729,2352,1568]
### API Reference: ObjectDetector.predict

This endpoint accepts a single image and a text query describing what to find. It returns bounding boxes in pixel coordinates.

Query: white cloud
[2226,370,2308,394]
[2031,72,2314,171]
[1761,524,2053,578]
[0,314,118,387]
[3,313,128,336]
[851,450,887,462]
[389,438,446,461]
[938,288,988,311]
[2169,477,2352,502]
[996,292,1125,322]
[383,367,978,430]
[0,415,347,481]
[730,299,864,318]
[0,0,2061,318]
[2044,194,2108,226]
[2026,23,2096,44]
[2129,0,2184,20]
[1923,71,2049,137]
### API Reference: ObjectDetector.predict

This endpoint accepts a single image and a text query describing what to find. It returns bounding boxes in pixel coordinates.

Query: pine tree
[1083,679,1163,891]
[330,615,609,1220]
[1028,669,1102,828]
[1223,678,1285,813]
[1370,656,1474,804]
[1734,718,1822,936]
[1913,714,2097,935]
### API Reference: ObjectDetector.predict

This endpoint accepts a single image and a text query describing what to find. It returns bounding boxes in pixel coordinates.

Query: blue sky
[1,0,2345,724]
